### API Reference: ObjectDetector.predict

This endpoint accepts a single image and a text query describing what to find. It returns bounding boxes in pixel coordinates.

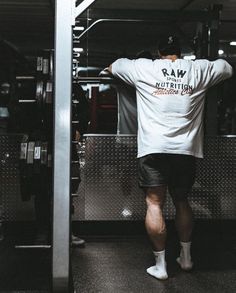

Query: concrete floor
[72,221,236,293]
[0,221,235,292]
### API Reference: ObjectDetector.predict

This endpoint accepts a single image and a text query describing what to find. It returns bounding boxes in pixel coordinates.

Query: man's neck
[161,55,179,61]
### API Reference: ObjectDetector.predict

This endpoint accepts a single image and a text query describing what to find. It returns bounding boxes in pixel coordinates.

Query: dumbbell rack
[16,46,83,231]
[10,52,52,254]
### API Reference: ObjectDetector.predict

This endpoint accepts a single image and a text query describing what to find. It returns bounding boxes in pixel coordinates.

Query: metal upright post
[205,4,222,135]
[53,1,98,292]
[53,0,74,292]
[207,5,222,60]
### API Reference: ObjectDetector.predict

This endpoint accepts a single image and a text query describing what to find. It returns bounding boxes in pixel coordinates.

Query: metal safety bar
[76,19,144,41]
[16,76,35,80]
[74,76,116,84]
[18,99,36,103]
[77,8,210,22]
[15,245,51,249]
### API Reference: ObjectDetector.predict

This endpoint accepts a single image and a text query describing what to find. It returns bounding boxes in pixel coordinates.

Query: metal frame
[205,5,222,135]
[76,8,210,41]
[78,8,209,22]
[53,0,98,291]
[76,19,144,41]
[75,0,97,18]
[53,0,73,291]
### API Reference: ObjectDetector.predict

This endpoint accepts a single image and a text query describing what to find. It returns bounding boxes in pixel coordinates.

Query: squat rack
[53,1,221,292]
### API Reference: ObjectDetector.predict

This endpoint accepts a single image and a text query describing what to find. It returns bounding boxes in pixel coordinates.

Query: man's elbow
[228,63,235,78]
[108,64,112,74]
[218,59,234,79]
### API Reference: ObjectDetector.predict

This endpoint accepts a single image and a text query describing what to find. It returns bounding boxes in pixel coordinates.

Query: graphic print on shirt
[152,67,193,96]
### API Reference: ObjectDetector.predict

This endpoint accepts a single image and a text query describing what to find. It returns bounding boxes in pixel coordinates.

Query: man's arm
[108,64,112,74]
[99,65,113,77]
[206,59,233,88]
[108,59,137,86]
[213,59,233,79]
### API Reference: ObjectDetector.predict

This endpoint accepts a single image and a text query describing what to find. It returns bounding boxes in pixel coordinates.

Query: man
[107,36,233,280]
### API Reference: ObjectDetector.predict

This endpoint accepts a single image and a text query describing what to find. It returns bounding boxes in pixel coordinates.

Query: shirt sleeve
[111,58,137,87]
[204,59,233,88]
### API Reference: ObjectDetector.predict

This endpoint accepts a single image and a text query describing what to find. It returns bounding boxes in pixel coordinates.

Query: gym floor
[0,221,236,293]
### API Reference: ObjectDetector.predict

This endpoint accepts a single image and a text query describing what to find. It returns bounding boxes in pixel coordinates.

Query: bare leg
[169,188,194,270]
[145,186,168,279]
[174,199,193,242]
[145,186,167,251]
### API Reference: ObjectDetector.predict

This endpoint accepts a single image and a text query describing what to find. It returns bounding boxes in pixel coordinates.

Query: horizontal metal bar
[15,245,51,249]
[79,8,209,22]
[16,76,35,80]
[217,135,236,138]
[77,19,144,41]
[19,99,36,103]
[74,76,117,84]
[83,134,236,138]
[84,134,137,137]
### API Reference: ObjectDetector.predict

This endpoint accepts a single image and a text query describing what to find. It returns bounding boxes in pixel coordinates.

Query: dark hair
[158,36,181,57]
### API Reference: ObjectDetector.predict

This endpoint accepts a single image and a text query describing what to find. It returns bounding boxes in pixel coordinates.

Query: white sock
[146,250,168,280]
[176,241,193,271]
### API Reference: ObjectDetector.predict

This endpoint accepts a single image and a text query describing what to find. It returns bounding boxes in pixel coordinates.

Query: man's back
[111,57,233,158]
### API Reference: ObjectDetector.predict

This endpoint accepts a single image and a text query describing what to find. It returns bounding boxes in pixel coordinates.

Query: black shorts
[138,153,196,190]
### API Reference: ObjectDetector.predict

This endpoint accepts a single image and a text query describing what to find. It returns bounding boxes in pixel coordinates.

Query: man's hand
[108,64,112,74]
[99,65,113,76]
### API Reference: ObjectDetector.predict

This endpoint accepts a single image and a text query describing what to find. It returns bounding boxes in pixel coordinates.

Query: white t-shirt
[112,58,233,158]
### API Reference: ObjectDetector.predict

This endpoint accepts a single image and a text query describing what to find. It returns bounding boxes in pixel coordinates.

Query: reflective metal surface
[73,135,236,220]
[52,0,74,291]
[0,134,35,222]
[1,134,236,221]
